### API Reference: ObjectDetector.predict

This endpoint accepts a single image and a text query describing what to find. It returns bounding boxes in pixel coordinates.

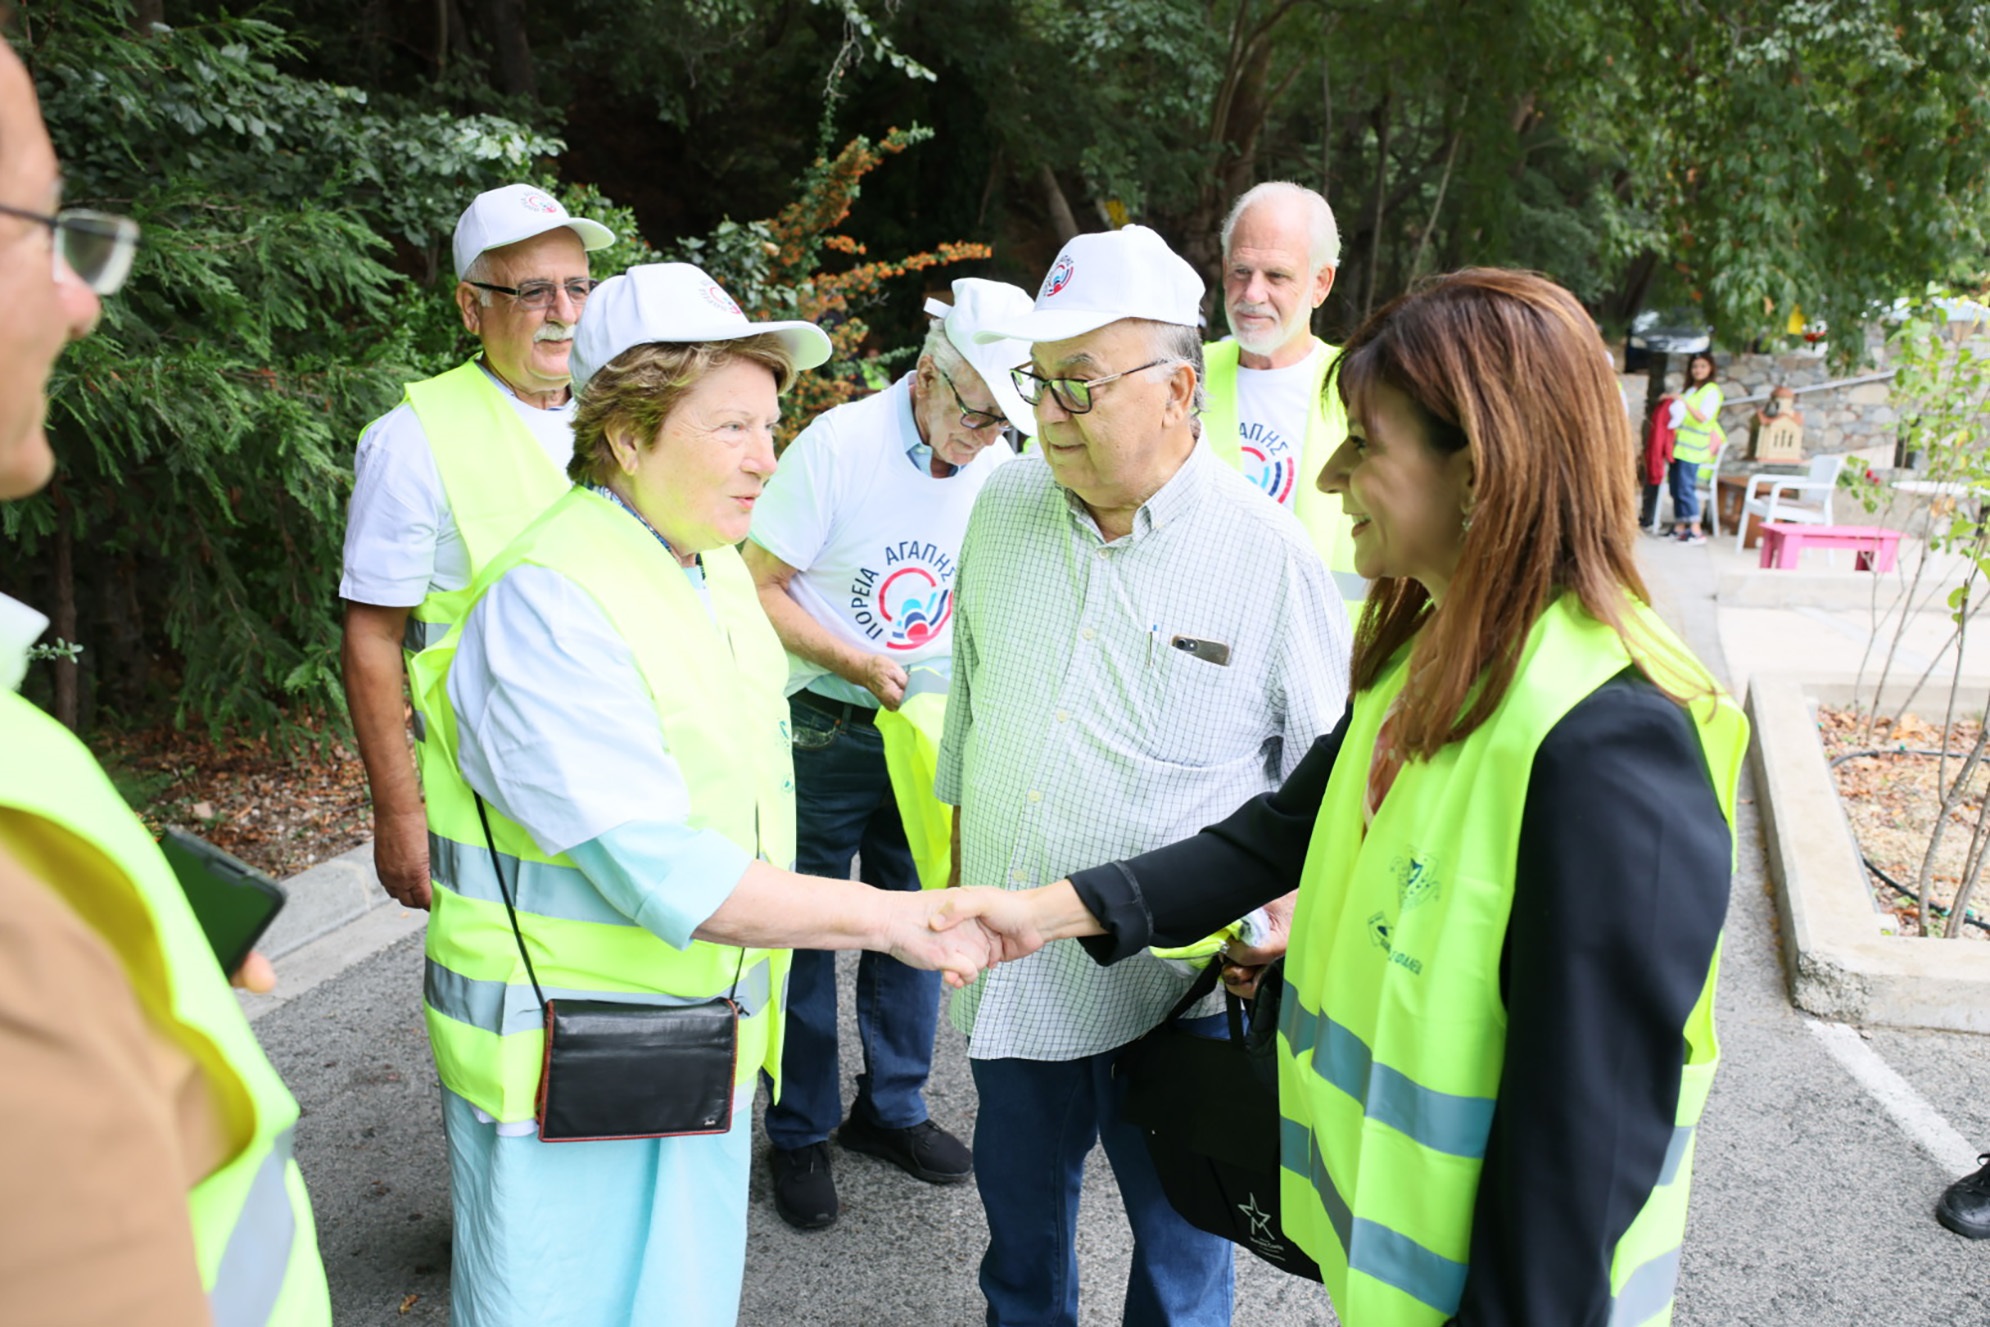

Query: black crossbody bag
[1114,958,1323,1281]
[475,796,742,1143]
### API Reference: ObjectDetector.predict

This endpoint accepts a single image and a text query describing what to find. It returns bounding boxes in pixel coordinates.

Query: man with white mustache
[1202,181,1364,609]
[340,184,615,911]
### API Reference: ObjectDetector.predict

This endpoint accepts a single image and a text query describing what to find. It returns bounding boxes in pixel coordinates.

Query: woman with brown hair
[941,268,1749,1327]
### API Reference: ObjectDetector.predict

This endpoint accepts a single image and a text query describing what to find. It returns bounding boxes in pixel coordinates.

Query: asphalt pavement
[249,530,1990,1326]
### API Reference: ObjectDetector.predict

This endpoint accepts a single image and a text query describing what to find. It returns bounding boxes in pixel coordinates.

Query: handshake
[879,883,1087,989]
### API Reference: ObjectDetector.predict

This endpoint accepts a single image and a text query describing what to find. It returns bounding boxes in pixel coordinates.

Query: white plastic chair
[1735,453,1844,555]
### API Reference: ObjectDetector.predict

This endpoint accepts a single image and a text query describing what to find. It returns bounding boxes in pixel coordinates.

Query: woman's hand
[930,880,1103,962]
[1216,891,1296,999]
[881,892,997,988]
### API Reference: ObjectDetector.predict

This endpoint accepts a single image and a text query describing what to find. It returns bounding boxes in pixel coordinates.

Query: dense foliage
[4,0,1986,742]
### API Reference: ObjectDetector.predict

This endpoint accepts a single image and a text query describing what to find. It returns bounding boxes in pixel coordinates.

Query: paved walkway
[248,528,1990,1325]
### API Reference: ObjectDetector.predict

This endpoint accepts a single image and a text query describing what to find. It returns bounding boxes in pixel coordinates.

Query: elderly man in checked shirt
[938,225,1351,1326]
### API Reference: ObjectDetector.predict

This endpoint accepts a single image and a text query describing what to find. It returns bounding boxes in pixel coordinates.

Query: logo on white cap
[1044,255,1076,299]
[520,192,559,215]
[702,282,742,316]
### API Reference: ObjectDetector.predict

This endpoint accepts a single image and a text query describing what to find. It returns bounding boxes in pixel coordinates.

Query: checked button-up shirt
[936,441,1352,1061]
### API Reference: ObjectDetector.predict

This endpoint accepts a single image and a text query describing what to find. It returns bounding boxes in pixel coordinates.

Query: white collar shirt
[935,442,1352,1059]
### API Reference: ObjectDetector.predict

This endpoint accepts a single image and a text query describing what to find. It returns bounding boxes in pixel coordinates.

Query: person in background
[340,183,615,910]
[413,262,997,1326]
[940,225,1351,1326]
[1670,349,1723,544]
[0,37,332,1326]
[942,268,1748,1327]
[1203,181,1364,608]
[742,278,1034,1230]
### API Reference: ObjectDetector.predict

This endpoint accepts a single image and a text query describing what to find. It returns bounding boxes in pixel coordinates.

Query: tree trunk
[1363,91,1393,320]
[51,490,78,733]
[1039,165,1079,244]
[131,0,165,33]
[472,0,537,99]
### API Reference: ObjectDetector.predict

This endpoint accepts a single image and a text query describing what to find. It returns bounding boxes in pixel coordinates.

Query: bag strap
[475,791,749,1008]
[475,792,549,1011]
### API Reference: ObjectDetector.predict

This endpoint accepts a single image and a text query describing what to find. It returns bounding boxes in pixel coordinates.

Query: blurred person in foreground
[408,262,995,1326]
[742,278,1036,1228]
[942,268,1748,1327]
[939,225,1351,1325]
[340,184,615,910]
[0,37,331,1327]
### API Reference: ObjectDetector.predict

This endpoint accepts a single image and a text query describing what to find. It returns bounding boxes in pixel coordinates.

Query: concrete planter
[1749,673,1990,1031]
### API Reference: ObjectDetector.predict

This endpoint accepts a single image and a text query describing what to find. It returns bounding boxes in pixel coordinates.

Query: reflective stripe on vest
[408,487,796,1121]
[208,1129,297,1327]
[1202,339,1365,605]
[0,691,331,1324]
[1276,597,1748,1327]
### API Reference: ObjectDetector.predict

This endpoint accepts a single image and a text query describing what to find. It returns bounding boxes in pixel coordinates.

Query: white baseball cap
[973,225,1203,347]
[923,278,1038,435]
[569,262,833,395]
[452,183,616,280]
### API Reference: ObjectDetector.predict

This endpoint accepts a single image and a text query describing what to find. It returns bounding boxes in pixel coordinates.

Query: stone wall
[1662,349,1896,461]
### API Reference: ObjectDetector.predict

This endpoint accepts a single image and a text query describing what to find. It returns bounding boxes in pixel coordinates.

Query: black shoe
[1938,1155,1990,1238]
[770,1142,838,1230]
[836,1114,973,1185]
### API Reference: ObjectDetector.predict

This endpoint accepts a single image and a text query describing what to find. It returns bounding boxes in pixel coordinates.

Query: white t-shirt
[1231,341,1328,510]
[749,375,1012,702]
[340,367,576,608]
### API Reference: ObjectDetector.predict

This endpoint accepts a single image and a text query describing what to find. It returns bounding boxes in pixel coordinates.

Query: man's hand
[374,808,432,909]
[1217,890,1296,999]
[931,881,1106,963]
[861,654,910,711]
[881,892,995,988]
[230,950,276,994]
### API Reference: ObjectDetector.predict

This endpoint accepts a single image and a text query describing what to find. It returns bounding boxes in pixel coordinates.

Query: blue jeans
[1668,456,1703,523]
[969,1025,1236,1327]
[762,697,941,1150]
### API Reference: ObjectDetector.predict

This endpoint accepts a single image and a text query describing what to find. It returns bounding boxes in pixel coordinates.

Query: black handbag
[475,796,741,1143]
[1114,958,1323,1281]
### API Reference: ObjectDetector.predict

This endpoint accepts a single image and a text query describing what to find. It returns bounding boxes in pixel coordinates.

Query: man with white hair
[1206,181,1363,606]
[742,278,1034,1230]
[943,228,1351,1324]
[339,184,614,911]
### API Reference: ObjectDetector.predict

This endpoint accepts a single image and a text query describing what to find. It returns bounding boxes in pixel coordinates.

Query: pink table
[1757,522,1902,572]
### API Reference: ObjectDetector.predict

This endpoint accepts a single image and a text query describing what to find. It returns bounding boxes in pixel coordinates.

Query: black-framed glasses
[936,366,1007,432]
[466,277,599,311]
[0,203,140,296]
[1010,359,1168,415]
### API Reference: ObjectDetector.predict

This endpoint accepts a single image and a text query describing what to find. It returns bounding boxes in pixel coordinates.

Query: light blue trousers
[443,1089,752,1326]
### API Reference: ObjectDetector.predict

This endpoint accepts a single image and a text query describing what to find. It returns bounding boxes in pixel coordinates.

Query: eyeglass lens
[513,279,597,310]
[58,211,139,296]
[1010,368,1091,413]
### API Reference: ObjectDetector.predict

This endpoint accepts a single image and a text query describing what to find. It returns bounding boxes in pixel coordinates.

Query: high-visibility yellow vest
[394,359,571,665]
[1202,339,1365,605]
[1277,595,1747,1327]
[874,662,954,891]
[407,487,796,1121]
[0,691,331,1326]
[1673,383,1725,471]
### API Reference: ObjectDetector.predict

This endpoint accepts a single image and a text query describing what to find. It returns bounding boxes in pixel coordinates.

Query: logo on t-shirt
[1043,255,1075,298]
[848,540,957,651]
[1239,421,1297,506]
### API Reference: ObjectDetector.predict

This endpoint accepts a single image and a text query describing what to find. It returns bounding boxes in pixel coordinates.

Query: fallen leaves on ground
[1818,705,1990,939]
[92,720,372,880]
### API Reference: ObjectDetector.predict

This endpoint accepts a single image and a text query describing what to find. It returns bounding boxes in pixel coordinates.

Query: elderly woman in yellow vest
[409,262,994,1327]
[939,268,1748,1327]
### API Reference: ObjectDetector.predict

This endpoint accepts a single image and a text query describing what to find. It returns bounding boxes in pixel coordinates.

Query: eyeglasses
[0,204,140,296]
[936,366,1007,432]
[466,277,599,311]
[1010,359,1168,415]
